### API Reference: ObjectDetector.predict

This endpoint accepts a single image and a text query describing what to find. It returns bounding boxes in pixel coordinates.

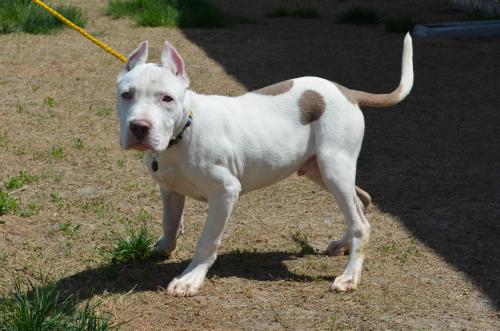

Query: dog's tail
[338,33,414,108]
[355,186,372,214]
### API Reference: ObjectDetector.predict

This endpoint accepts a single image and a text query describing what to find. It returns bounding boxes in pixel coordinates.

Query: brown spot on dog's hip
[298,90,325,124]
[254,80,294,96]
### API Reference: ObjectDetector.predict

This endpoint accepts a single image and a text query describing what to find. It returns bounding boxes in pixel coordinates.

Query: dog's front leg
[152,187,185,257]
[167,183,240,297]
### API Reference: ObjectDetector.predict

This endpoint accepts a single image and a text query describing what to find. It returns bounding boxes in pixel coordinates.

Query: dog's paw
[167,275,203,297]
[325,240,350,256]
[151,236,176,257]
[331,274,358,292]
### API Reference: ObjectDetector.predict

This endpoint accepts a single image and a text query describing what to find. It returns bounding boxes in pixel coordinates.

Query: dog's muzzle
[129,119,151,141]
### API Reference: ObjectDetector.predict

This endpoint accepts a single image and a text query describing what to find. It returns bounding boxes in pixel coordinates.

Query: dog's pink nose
[129,120,151,140]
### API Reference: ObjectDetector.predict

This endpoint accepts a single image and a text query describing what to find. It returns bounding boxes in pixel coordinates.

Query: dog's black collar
[150,113,192,172]
[168,113,192,148]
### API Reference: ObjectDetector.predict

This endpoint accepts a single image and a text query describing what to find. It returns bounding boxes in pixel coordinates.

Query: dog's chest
[149,163,206,202]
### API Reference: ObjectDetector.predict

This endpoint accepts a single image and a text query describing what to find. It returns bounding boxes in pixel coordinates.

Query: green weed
[381,240,420,264]
[137,209,154,223]
[337,7,381,25]
[49,192,62,203]
[96,107,113,117]
[0,249,6,265]
[75,198,109,218]
[72,138,84,150]
[0,191,18,215]
[291,231,317,255]
[107,0,237,28]
[44,96,55,108]
[0,132,7,148]
[0,0,86,34]
[59,223,81,237]
[15,103,24,113]
[382,241,397,254]
[12,146,26,156]
[17,202,40,217]
[0,276,115,330]
[53,172,64,183]
[267,7,319,19]
[133,152,144,160]
[398,240,420,265]
[48,146,64,159]
[103,227,155,264]
[4,170,38,190]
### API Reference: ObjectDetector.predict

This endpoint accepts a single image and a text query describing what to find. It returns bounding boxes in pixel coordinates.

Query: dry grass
[1,0,499,329]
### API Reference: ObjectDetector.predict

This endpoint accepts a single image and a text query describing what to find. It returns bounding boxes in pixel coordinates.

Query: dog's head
[115,41,190,152]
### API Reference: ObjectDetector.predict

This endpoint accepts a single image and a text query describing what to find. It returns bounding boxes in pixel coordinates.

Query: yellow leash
[32,0,127,63]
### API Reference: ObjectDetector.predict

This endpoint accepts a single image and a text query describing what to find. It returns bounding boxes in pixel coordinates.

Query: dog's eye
[162,95,173,103]
[121,91,132,100]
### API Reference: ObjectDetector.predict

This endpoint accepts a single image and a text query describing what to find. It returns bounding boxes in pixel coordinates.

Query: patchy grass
[72,138,84,150]
[0,191,18,215]
[137,208,154,224]
[381,240,421,265]
[49,192,62,203]
[0,132,7,148]
[32,146,64,160]
[12,146,26,156]
[0,0,86,34]
[59,223,81,237]
[95,107,113,117]
[48,146,64,159]
[107,0,237,28]
[103,227,155,264]
[44,96,55,108]
[384,15,416,33]
[337,7,381,25]
[382,241,397,255]
[4,170,38,190]
[267,7,319,19]
[74,198,110,218]
[290,231,317,255]
[0,276,115,330]
[17,202,40,218]
[0,249,6,265]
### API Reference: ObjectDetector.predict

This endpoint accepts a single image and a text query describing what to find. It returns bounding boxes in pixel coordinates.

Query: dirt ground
[1,0,499,329]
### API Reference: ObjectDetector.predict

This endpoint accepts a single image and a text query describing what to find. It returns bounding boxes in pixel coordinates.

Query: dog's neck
[171,89,194,137]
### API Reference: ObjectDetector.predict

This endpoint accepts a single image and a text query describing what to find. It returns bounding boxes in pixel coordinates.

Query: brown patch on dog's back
[254,80,294,96]
[298,90,325,124]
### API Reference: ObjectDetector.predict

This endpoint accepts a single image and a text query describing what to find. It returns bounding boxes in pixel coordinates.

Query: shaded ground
[0,0,499,329]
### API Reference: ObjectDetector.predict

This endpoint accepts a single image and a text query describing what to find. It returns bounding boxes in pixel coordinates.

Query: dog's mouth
[127,143,153,151]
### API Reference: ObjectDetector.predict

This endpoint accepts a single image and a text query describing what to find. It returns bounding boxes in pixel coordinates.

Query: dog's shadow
[53,250,333,302]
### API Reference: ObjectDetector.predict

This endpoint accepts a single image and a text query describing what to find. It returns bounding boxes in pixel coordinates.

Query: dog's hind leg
[316,151,370,292]
[152,187,185,257]
[298,156,371,213]
[298,156,370,256]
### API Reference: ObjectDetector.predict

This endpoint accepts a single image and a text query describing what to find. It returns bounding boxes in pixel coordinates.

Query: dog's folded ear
[161,41,190,87]
[126,40,149,72]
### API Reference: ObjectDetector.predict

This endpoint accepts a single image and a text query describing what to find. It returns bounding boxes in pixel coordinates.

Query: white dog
[115,34,413,297]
